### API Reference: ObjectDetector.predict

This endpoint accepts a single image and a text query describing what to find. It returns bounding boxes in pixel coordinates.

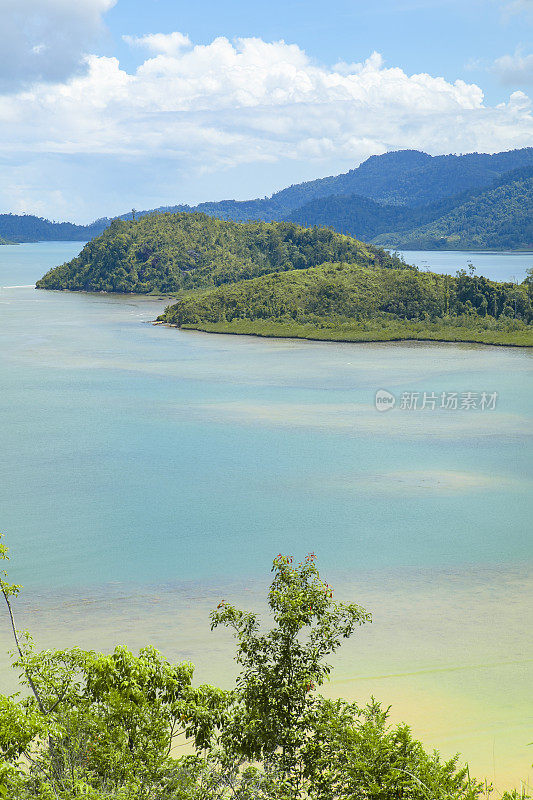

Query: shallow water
[0,242,532,789]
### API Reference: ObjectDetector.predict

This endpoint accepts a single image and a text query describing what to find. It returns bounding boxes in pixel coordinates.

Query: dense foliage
[36,213,406,293]
[2,537,523,800]
[285,168,533,248]
[374,170,533,250]
[0,214,107,243]
[158,262,533,329]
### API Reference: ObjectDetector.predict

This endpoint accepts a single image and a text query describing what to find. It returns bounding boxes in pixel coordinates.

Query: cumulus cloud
[493,50,533,85]
[333,52,385,75]
[0,0,116,92]
[0,33,531,219]
[123,32,192,55]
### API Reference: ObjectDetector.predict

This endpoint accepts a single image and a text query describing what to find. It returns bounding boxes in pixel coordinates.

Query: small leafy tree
[305,697,487,800]
[0,534,224,799]
[210,553,371,797]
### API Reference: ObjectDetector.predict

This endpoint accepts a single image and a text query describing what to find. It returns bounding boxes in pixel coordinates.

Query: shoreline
[156,320,533,349]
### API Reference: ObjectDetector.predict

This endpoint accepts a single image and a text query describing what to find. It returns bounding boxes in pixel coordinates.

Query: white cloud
[123,32,192,56]
[0,0,116,91]
[333,52,385,75]
[0,33,531,219]
[493,50,533,84]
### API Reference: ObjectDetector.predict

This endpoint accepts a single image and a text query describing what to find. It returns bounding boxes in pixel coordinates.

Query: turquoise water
[0,243,532,785]
[396,249,533,282]
[1,244,531,590]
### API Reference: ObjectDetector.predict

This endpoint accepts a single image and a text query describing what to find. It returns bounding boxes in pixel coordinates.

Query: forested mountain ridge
[36,212,406,294]
[122,147,533,223]
[373,169,533,250]
[286,166,533,247]
[5,147,533,249]
[268,147,533,211]
[4,147,533,248]
[0,213,107,243]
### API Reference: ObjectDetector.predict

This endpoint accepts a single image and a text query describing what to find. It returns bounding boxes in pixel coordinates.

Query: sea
[0,242,532,789]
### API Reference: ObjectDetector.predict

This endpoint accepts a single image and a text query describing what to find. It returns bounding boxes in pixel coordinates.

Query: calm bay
[0,242,531,789]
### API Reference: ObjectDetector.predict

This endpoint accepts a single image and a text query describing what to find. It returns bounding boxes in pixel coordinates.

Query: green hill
[36,212,406,293]
[158,261,533,347]
[0,213,107,243]
[373,170,533,250]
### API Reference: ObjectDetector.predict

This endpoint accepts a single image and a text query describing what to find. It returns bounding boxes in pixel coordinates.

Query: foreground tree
[209,553,371,797]
[208,555,490,800]
[1,536,527,799]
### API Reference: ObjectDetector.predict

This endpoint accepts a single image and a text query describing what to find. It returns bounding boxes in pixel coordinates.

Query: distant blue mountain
[2,147,532,249]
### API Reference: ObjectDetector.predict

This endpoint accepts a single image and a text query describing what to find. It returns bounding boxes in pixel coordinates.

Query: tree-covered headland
[36,213,404,294]
[0,536,528,800]
[158,262,533,348]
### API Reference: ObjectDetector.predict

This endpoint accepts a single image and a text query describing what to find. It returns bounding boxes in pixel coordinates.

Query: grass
[174,318,533,347]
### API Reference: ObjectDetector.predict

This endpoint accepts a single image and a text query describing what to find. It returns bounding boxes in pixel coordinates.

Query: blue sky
[0,0,531,222]
[104,0,531,105]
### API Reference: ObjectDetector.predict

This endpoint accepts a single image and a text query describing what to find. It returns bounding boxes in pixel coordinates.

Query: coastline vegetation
[33,210,533,346]
[174,318,533,347]
[158,262,533,348]
[1,537,528,800]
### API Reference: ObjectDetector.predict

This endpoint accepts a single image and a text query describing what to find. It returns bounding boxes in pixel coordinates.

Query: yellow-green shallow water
[1,565,531,791]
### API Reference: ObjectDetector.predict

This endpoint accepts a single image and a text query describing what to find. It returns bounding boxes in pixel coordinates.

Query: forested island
[158,262,533,347]
[36,211,533,347]
[36,213,404,293]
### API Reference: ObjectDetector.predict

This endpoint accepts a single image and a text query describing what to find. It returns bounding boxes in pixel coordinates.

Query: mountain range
[2,147,533,249]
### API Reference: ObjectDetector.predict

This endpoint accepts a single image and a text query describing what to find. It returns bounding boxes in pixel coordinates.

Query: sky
[1,0,532,222]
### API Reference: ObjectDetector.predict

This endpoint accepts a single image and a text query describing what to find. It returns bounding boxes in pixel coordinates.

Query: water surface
[0,243,531,789]
[396,249,532,282]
